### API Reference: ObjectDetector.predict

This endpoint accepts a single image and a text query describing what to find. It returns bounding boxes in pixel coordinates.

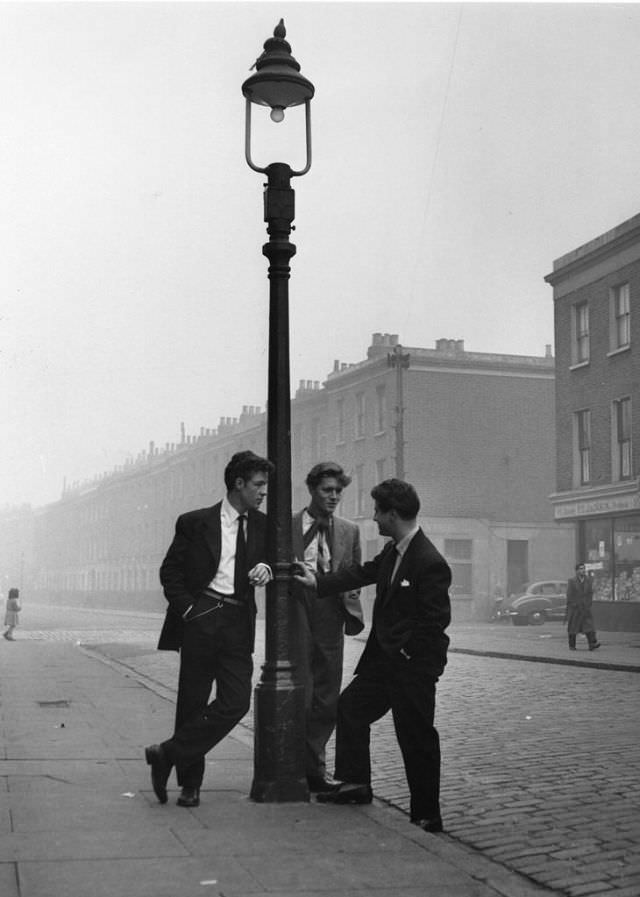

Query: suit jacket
[157,502,268,651]
[317,528,451,678]
[292,511,364,635]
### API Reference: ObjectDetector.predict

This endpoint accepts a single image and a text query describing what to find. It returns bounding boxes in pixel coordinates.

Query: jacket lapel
[203,504,222,565]
[381,530,421,605]
[331,517,345,568]
[377,543,399,606]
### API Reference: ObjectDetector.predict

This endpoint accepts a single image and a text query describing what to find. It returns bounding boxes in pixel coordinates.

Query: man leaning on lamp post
[293,477,451,833]
[292,461,364,794]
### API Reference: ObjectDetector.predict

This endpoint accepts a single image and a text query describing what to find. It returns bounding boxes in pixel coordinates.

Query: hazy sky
[3,1,640,509]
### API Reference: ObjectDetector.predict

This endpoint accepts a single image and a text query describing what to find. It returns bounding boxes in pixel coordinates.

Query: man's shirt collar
[394,525,420,558]
[222,495,245,524]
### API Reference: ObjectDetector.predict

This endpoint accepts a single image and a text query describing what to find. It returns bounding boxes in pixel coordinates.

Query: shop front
[552,483,640,631]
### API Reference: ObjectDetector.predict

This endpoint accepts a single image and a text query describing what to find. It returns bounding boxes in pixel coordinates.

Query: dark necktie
[234,514,247,598]
[383,545,399,594]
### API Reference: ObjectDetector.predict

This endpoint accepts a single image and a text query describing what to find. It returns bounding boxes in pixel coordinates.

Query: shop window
[573,409,591,486]
[614,517,640,601]
[583,516,640,602]
[610,283,631,351]
[571,301,590,365]
[583,518,612,601]
[444,538,473,596]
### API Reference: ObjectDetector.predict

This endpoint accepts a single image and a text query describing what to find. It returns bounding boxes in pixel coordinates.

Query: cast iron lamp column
[242,21,314,802]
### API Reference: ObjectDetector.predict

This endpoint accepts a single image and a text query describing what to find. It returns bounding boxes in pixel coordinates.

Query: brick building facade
[545,212,640,626]
[20,333,572,622]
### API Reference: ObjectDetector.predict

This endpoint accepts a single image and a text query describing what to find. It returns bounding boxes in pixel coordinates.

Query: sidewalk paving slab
[0,640,557,897]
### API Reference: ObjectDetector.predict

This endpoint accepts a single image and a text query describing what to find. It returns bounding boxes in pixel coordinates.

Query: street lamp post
[387,344,411,480]
[242,20,314,802]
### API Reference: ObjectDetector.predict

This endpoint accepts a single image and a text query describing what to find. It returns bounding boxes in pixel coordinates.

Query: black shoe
[306,774,340,793]
[176,786,200,808]
[411,816,443,833]
[569,646,576,651]
[145,744,171,804]
[589,641,601,651]
[316,783,372,804]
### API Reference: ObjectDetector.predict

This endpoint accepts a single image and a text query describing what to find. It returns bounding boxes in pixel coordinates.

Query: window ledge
[374,430,386,438]
[354,436,366,443]
[607,345,630,358]
[569,360,590,371]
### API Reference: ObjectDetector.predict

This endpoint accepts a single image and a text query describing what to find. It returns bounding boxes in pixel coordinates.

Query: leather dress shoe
[177,787,200,808]
[589,641,601,651]
[145,744,171,804]
[306,774,340,793]
[316,783,373,804]
[411,816,443,833]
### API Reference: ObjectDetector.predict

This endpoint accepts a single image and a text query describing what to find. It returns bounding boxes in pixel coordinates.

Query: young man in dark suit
[292,462,364,793]
[566,562,600,651]
[294,478,451,833]
[145,450,274,808]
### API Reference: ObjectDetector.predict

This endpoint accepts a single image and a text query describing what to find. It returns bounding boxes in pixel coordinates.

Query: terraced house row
[2,332,569,622]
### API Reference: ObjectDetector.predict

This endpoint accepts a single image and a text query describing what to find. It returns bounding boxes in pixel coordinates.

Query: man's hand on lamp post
[291,561,317,590]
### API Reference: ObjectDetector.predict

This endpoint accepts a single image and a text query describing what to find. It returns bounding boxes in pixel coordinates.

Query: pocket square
[400,579,410,587]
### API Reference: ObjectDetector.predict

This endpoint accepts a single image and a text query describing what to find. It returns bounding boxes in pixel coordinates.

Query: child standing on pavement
[3,588,21,641]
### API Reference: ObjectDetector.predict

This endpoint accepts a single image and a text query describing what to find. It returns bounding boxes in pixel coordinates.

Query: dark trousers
[164,604,253,788]
[568,631,597,649]
[334,658,441,821]
[295,591,345,777]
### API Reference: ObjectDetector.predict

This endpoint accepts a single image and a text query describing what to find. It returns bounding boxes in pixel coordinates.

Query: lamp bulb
[270,106,285,123]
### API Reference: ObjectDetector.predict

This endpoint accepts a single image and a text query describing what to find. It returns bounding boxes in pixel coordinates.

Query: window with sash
[610,283,631,351]
[613,397,632,481]
[572,301,590,365]
[574,409,591,485]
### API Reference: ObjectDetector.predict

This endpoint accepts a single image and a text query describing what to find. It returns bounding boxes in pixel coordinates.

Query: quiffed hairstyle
[305,461,352,491]
[224,451,275,491]
[370,478,420,521]
[575,562,586,571]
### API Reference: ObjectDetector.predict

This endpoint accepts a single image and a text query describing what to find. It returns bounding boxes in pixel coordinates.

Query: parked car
[504,581,568,626]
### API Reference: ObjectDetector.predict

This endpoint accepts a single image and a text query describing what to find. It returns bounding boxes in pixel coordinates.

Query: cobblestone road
[16,604,640,897]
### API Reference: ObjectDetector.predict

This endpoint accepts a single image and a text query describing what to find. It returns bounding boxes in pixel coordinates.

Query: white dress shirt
[302,509,332,574]
[208,496,246,595]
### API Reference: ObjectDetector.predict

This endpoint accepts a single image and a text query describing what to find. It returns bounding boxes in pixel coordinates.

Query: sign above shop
[553,490,640,520]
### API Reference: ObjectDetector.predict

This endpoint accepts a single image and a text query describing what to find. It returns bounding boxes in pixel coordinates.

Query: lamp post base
[250,675,309,802]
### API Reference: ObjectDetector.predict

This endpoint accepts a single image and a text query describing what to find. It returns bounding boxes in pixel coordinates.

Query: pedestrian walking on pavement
[3,587,21,641]
[145,450,274,808]
[292,461,364,794]
[566,563,600,651]
[293,478,451,833]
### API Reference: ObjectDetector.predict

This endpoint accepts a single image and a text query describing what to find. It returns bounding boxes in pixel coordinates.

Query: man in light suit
[294,478,451,833]
[292,462,364,793]
[145,450,274,808]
